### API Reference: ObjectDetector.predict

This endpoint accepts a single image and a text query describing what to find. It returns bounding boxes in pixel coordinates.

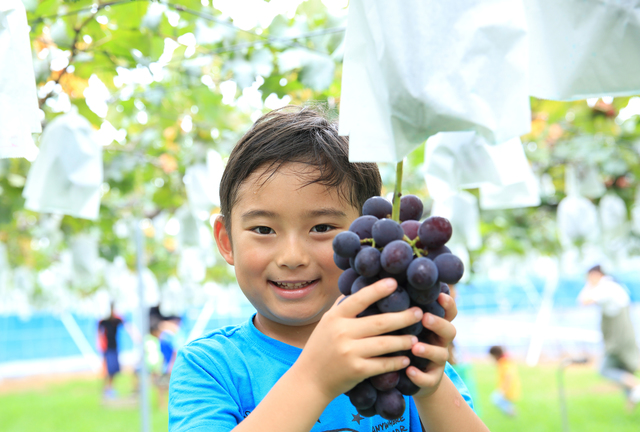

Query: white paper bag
[564,164,606,199]
[340,0,531,162]
[557,195,600,247]
[0,0,41,159]
[525,0,640,100]
[22,110,103,220]
[431,192,482,251]
[599,193,629,242]
[183,149,224,218]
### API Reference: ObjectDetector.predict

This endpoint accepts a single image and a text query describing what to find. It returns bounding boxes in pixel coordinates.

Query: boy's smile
[214,162,360,343]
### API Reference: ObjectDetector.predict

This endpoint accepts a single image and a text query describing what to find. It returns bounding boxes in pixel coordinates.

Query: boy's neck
[254,314,318,349]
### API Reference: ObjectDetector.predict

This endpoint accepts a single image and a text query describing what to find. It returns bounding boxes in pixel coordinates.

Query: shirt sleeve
[169,343,242,432]
[444,362,474,411]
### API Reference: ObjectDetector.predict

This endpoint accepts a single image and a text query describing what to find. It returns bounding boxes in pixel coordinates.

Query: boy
[169,106,489,431]
[488,346,520,417]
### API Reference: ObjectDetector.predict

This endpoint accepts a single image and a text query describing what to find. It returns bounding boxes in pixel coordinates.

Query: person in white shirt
[578,265,640,410]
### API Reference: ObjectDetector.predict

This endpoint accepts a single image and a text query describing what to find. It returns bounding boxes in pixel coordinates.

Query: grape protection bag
[557,195,600,247]
[22,109,103,220]
[525,0,640,100]
[0,0,41,160]
[183,149,224,218]
[339,0,531,162]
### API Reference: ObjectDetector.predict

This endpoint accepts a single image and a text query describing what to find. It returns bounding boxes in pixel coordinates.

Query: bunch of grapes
[333,195,464,420]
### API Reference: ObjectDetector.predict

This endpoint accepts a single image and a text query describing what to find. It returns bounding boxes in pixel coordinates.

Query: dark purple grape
[332,231,361,258]
[349,215,378,240]
[380,240,413,274]
[362,196,393,219]
[422,300,445,319]
[396,370,420,396]
[377,286,410,313]
[348,380,377,410]
[417,328,436,344]
[433,253,464,284]
[334,253,351,271]
[379,269,408,285]
[407,257,438,290]
[357,304,381,318]
[338,268,359,296]
[400,220,423,248]
[354,247,381,278]
[399,195,423,221]
[418,216,452,249]
[370,371,400,391]
[409,352,430,371]
[407,284,440,306]
[372,218,404,247]
[439,282,450,295]
[426,245,451,261]
[351,275,380,295]
[401,320,424,336]
[375,388,406,420]
[357,405,377,418]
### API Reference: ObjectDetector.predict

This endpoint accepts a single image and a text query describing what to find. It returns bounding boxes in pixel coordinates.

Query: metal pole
[136,221,150,432]
[558,359,571,432]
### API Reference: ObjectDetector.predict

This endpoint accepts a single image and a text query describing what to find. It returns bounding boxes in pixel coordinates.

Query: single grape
[422,300,445,319]
[399,194,424,221]
[354,247,381,278]
[362,196,393,219]
[407,257,438,290]
[348,380,377,410]
[338,268,359,296]
[425,245,451,261]
[349,215,378,240]
[334,253,351,271]
[370,371,400,391]
[372,218,404,247]
[377,286,410,313]
[418,216,452,249]
[407,284,440,306]
[380,240,414,274]
[439,282,451,295]
[357,304,381,318]
[400,220,423,248]
[433,253,464,284]
[332,231,362,258]
[401,320,424,336]
[396,369,420,396]
[375,388,406,420]
[351,275,380,295]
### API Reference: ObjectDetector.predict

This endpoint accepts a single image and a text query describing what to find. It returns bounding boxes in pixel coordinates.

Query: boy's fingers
[369,355,411,376]
[411,343,449,365]
[406,364,444,389]
[359,335,417,359]
[423,313,456,344]
[337,278,397,317]
[353,307,423,338]
[439,293,458,322]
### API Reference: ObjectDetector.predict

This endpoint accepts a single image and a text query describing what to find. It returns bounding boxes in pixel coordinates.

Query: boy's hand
[293,278,423,401]
[406,293,458,401]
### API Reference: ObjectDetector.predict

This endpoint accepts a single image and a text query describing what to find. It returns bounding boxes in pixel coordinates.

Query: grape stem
[361,238,376,248]
[403,235,424,258]
[391,160,403,222]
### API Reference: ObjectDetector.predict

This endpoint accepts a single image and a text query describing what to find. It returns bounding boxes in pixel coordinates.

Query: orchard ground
[1,361,639,432]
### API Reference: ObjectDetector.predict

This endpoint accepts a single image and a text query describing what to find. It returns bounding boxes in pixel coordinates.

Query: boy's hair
[219,105,382,234]
[489,345,504,359]
[587,264,604,275]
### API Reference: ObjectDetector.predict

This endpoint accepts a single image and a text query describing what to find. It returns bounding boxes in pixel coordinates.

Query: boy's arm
[409,294,490,432]
[233,279,421,432]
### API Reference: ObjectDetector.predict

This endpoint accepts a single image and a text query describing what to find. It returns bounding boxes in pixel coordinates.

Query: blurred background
[2,0,640,431]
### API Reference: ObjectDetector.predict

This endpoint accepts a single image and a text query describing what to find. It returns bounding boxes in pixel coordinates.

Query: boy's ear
[213,215,234,266]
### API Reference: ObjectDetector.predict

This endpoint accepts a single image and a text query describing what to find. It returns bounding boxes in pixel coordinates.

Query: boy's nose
[276,235,311,269]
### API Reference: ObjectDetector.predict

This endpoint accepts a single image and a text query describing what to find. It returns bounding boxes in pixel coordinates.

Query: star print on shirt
[351,413,364,425]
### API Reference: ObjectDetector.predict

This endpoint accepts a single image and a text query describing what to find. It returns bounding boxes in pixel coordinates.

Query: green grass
[1,363,639,432]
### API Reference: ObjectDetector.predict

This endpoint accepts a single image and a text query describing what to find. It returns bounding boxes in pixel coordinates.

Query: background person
[97,303,124,399]
[488,345,520,417]
[578,265,640,409]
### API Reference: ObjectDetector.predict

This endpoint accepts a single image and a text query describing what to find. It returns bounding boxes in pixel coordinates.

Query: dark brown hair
[489,345,504,359]
[219,105,381,232]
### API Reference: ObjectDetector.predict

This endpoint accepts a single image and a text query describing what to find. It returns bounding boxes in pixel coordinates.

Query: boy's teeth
[274,281,313,289]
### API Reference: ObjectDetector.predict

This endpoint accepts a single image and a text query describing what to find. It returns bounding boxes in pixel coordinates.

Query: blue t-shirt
[169,316,474,432]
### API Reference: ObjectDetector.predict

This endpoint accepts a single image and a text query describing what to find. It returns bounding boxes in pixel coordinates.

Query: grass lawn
[1,362,639,432]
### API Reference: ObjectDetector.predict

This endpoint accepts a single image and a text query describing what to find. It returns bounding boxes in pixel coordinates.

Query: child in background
[488,345,520,416]
[169,106,489,431]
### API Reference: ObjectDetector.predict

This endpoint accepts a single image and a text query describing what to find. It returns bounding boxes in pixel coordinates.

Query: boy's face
[215,163,360,331]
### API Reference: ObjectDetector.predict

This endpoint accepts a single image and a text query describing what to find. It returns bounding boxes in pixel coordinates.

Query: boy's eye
[311,224,334,233]
[252,226,274,235]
